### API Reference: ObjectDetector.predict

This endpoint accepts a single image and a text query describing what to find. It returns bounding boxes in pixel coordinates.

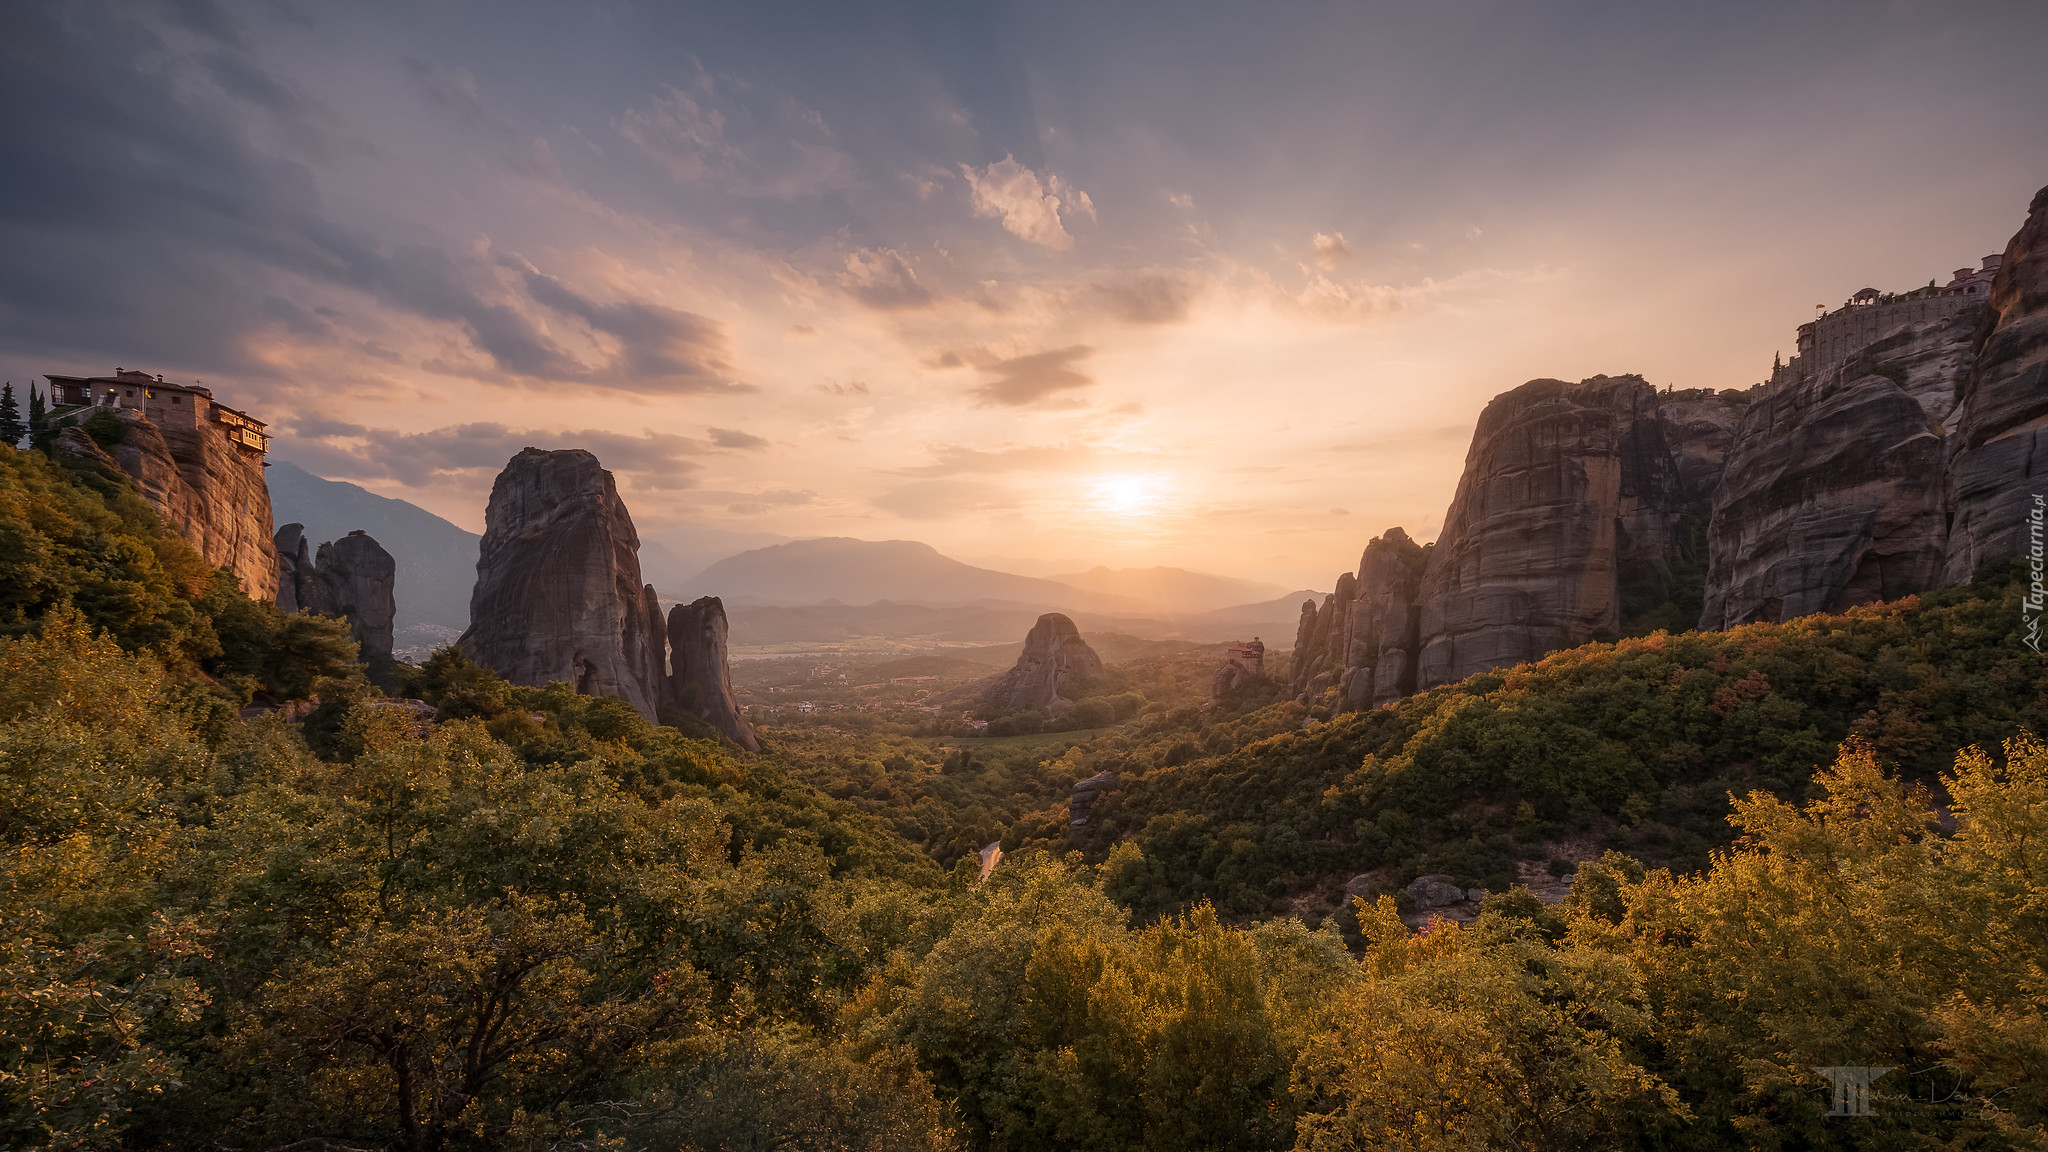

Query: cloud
[838,247,932,310]
[969,345,1096,407]
[618,76,857,200]
[1311,231,1351,271]
[285,417,712,488]
[893,443,1098,477]
[406,58,561,180]
[0,5,748,396]
[510,260,746,392]
[871,479,1013,520]
[1167,191,1194,209]
[723,489,816,515]
[961,156,1090,250]
[1089,274,1196,325]
[708,426,769,449]
[815,380,869,395]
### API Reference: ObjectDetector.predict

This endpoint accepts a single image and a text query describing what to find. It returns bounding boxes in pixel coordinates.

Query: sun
[1088,473,1171,518]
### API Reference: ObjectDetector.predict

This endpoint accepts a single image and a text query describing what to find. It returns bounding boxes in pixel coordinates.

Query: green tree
[0,383,23,448]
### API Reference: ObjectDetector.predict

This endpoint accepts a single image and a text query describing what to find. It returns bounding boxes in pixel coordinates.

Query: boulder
[1405,874,1467,911]
[1069,769,1117,829]
[665,595,758,752]
[458,448,664,721]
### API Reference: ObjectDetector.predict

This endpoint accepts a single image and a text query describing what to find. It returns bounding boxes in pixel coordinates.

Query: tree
[0,383,22,448]
[24,385,44,442]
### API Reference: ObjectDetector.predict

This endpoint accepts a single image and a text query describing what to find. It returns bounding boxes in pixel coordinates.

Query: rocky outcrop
[1069,769,1116,830]
[1944,184,2048,584]
[88,404,276,599]
[275,524,398,657]
[1289,185,2048,713]
[273,524,335,617]
[317,531,397,657]
[459,448,665,721]
[1339,528,1430,708]
[977,613,1105,714]
[1415,376,1736,690]
[665,595,758,752]
[1211,638,1266,697]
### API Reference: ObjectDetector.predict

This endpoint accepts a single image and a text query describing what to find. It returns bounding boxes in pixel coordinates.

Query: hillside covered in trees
[5,444,2047,1150]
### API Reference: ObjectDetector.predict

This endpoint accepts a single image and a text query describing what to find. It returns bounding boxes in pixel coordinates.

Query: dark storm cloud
[969,345,1096,407]
[0,1,739,395]
[285,417,710,489]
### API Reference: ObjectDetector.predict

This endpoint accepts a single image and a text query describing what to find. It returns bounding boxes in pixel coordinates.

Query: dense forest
[4,444,2046,1150]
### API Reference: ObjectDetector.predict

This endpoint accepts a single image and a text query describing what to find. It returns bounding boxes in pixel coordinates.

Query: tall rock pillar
[664,596,759,752]
[459,448,665,720]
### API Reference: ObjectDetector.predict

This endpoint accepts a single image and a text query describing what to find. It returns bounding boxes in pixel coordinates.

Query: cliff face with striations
[1293,184,2048,713]
[459,448,665,721]
[1413,375,1735,690]
[1943,184,2048,584]
[96,403,276,599]
[665,596,759,751]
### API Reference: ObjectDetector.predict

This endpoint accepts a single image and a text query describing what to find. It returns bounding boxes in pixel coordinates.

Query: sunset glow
[2,3,2042,590]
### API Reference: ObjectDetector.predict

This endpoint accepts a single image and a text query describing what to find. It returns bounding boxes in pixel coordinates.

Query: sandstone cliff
[92,404,276,598]
[975,613,1105,714]
[1414,376,1735,690]
[665,595,759,751]
[1944,184,2048,584]
[1289,185,2046,713]
[459,448,665,721]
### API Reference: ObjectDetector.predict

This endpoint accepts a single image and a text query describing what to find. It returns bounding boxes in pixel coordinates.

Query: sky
[3,0,2045,589]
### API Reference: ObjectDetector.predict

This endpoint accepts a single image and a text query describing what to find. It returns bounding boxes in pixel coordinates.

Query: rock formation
[1341,527,1431,708]
[665,595,759,752]
[459,448,665,721]
[274,524,399,657]
[1697,249,1989,627]
[1288,183,2048,712]
[318,531,398,657]
[1944,184,2048,584]
[1211,637,1266,697]
[975,613,1105,714]
[1414,375,1736,690]
[44,376,277,599]
[273,524,335,617]
[1069,770,1116,830]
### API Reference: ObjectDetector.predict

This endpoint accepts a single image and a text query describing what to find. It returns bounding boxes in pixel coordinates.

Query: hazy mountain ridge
[1045,565,1289,613]
[267,460,480,637]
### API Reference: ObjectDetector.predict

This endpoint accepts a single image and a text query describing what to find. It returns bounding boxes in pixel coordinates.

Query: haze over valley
[5,2,2048,1149]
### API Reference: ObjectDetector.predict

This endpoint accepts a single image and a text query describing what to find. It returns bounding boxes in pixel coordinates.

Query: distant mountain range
[682,537,1148,612]
[1045,566,1289,613]
[270,466,1322,652]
